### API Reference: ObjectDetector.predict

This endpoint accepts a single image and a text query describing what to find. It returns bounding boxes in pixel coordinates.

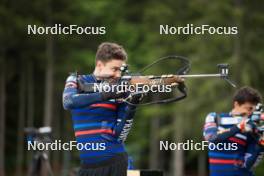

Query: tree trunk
[27,60,34,128]
[26,60,35,170]
[42,2,54,175]
[43,33,54,127]
[0,57,6,176]
[52,92,62,175]
[149,94,162,170]
[198,153,207,176]
[43,0,54,127]
[42,32,54,176]
[16,61,26,175]
[233,0,243,84]
[149,116,160,169]
[172,114,184,176]
[62,111,72,176]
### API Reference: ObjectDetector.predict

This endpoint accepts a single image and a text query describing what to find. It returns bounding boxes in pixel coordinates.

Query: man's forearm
[63,91,103,109]
[207,126,240,143]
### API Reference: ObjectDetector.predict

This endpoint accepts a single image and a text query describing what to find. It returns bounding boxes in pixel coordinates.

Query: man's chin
[107,78,119,84]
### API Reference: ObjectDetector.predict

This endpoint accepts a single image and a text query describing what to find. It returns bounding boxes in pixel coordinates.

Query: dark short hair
[95,42,127,63]
[233,86,262,105]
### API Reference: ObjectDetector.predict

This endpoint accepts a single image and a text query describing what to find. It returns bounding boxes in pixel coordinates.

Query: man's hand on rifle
[258,132,264,147]
[173,75,185,83]
[127,92,145,105]
[237,118,254,133]
[101,84,127,101]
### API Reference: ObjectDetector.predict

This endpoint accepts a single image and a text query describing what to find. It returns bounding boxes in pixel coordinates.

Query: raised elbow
[204,133,218,143]
[62,94,74,110]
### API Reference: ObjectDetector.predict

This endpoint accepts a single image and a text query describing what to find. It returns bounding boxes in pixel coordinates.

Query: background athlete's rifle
[250,103,264,135]
[78,56,236,105]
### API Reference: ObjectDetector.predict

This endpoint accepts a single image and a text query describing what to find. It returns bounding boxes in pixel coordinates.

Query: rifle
[250,103,264,134]
[78,56,236,105]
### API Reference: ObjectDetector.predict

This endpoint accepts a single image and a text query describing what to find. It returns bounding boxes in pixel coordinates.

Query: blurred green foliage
[1,0,264,175]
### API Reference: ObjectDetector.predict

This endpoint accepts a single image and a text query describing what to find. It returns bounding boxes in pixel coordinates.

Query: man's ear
[96,60,104,71]
[234,101,240,108]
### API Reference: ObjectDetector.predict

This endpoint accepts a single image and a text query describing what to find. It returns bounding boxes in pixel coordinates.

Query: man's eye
[241,113,247,116]
[249,107,254,111]
[112,68,120,72]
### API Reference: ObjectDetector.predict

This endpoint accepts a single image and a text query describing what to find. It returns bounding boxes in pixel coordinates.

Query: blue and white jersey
[63,74,136,166]
[203,112,264,176]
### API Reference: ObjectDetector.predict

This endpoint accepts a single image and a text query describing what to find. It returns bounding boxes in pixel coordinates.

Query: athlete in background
[203,86,264,176]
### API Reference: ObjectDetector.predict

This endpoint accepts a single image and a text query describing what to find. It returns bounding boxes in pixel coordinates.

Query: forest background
[0,0,264,175]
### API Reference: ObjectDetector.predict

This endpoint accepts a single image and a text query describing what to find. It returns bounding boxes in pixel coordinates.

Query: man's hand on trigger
[101,83,127,101]
[128,92,144,105]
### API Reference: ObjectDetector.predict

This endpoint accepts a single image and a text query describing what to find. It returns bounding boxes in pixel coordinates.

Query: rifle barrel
[179,73,223,78]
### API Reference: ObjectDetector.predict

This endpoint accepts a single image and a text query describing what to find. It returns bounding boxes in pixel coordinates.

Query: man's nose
[247,110,254,116]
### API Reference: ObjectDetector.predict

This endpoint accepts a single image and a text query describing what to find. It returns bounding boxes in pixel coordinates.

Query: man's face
[233,101,256,117]
[95,59,126,80]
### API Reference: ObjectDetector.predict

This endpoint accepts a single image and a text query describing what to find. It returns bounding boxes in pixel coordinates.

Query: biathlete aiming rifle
[78,56,236,105]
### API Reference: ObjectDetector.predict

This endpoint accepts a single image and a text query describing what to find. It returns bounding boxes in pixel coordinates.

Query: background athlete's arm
[203,112,240,143]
